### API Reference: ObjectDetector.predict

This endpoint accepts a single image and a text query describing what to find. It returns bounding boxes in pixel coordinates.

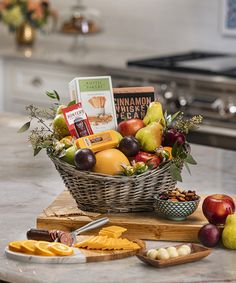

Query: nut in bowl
[154,189,200,221]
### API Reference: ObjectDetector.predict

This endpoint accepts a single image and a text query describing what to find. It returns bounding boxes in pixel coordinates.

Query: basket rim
[48,153,173,181]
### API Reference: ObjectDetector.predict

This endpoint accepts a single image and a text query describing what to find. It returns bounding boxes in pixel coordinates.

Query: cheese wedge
[99,226,127,239]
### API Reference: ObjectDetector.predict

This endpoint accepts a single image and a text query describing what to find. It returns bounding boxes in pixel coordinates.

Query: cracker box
[69,76,117,133]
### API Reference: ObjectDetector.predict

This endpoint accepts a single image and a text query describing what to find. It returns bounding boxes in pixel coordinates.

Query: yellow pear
[222,214,236,249]
[135,121,163,152]
[52,114,70,139]
[143,101,165,126]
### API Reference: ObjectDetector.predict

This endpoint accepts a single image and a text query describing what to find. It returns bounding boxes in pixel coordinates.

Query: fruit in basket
[163,128,185,146]
[52,114,70,138]
[93,149,130,175]
[198,223,220,247]
[222,214,236,249]
[134,151,161,168]
[143,101,165,126]
[202,194,235,225]
[56,105,67,115]
[60,136,73,149]
[135,121,163,152]
[118,136,140,157]
[60,146,77,165]
[74,149,96,170]
[113,130,123,142]
[118,119,144,137]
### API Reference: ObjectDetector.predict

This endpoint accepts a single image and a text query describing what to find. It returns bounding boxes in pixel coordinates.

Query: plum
[74,149,96,170]
[198,223,221,247]
[163,128,186,146]
[118,136,140,157]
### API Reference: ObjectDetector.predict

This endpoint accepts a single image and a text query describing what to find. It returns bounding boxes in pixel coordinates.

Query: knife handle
[73,217,109,236]
[27,228,53,242]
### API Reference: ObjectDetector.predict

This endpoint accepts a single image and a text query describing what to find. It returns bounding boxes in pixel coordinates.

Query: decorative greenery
[164,111,202,182]
[18,90,62,156]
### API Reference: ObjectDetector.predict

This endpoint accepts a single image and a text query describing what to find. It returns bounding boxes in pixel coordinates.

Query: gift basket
[19,82,202,213]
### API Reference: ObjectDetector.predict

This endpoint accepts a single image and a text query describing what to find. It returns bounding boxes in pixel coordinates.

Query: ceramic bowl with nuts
[154,188,200,221]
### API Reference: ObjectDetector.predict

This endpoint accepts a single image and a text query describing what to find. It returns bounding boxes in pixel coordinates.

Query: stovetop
[127,51,236,78]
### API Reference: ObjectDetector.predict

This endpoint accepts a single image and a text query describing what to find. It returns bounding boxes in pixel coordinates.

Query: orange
[8,241,23,253]
[163,146,173,160]
[20,240,37,255]
[93,149,130,175]
[48,242,74,256]
[35,241,56,257]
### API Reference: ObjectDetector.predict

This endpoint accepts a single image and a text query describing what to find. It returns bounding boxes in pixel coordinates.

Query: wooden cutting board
[36,191,235,242]
[5,236,145,264]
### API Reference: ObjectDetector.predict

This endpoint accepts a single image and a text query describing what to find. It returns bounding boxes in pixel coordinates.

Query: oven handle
[197,125,236,138]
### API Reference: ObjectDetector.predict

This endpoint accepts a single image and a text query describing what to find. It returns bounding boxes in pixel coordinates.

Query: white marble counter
[0,113,236,283]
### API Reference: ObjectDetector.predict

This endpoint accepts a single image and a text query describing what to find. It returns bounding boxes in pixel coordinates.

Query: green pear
[135,121,163,152]
[222,214,236,249]
[60,145,77,166]
[143,101,166,126]
[56,105,67,115]
[52,114,70,139]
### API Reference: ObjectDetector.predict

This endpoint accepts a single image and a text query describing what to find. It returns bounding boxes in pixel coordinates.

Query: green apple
[60,146,77,166]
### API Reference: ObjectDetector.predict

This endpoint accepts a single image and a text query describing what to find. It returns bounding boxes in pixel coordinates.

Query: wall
[0,0,235,55]
[48,0,236,54]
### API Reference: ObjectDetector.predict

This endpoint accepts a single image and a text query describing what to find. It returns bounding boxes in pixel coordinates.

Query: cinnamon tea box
[113,86,155,123]
[69,76,117,133]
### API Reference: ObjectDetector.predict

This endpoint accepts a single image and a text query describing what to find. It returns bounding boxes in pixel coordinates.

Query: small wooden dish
[136,243,211,268]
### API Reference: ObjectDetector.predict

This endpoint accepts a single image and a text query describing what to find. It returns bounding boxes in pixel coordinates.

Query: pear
[135,121,163,152]
[222,214,236,249]
[56,105,67,115]
[143,101,166,126]
[52,114,70,139]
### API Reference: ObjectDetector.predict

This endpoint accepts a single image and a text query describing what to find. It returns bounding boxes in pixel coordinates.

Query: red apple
[134,151,161,168]
[118,119,144,137]
[202,194,235,225]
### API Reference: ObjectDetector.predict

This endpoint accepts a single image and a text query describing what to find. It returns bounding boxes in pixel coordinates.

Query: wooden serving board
[37,191,235,242]
[5,236,145,264]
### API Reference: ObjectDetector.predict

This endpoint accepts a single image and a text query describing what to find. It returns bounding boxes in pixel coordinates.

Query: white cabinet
[4,59,103,113]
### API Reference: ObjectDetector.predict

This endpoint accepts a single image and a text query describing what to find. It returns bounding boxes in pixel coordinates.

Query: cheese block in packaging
[75,130,119,153]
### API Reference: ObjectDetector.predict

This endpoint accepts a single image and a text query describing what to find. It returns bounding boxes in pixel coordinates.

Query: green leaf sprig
[18,91,64,156]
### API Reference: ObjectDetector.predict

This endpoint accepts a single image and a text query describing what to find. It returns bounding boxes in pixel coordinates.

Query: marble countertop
[0,112,236,283]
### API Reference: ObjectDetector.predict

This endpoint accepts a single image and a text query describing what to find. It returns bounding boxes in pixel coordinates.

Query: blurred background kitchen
[0,0,236,150]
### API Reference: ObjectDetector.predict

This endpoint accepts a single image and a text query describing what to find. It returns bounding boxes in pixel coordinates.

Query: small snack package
[62,103,93,138]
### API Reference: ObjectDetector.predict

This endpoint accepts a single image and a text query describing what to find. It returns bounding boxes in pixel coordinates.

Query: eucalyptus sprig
[18,90,63,156]
[169,142,197,182]
[163,111,202,182]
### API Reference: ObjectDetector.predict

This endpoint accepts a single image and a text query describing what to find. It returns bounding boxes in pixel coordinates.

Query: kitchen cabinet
[3,58,103,113]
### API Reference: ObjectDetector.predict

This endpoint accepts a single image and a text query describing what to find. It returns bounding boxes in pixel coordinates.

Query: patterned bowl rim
[154,194,201,204]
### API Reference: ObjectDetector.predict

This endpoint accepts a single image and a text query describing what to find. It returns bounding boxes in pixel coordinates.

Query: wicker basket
[49,154,178,213]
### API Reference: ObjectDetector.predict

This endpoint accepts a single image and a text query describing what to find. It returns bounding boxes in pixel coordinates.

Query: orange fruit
[8,241,23,253]
[93,149,130,175]
[163,146,173,160]
[35,241,56,257]
[20,240,37,255]
[48,242,74,256]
